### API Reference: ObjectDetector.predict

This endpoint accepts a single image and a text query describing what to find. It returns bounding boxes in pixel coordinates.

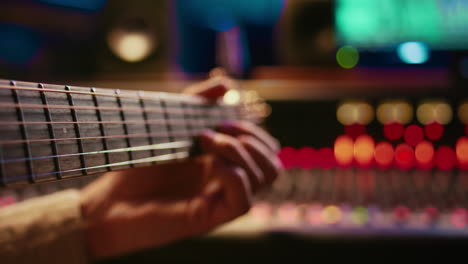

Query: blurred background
[3,0,468,262]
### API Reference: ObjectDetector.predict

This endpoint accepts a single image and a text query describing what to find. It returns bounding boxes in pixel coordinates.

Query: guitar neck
[0,79,242,188]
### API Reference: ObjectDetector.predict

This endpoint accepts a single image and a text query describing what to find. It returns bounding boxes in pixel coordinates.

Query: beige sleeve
[0,189,90,264]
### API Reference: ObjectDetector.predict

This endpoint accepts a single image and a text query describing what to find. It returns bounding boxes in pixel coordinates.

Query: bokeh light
[336,46,359,69]
[337,102,374,125]
[223,89,241,105]
[424,122,444,141]
[435,146,456,171]
[108,29,157,63]
[317,147,336,169]
[334,135,354,167]
[383,122,405,141]
[321,205,343,225]
[397,41,429,64]
[404,124,424,146]
[351,206,369,226]
[374,142,394,168]
[393,206,411,221]
[354,134,375,168]
[278,147,297,169]
[422,207,439,224]
[249,202,272,223]
[306,204,323,225]
[456,137,468,169]
[277,203,300,225]
[395,143,414,170]
[376,101,413,125]
[415,141,434,170]
[458,102,468,124]
[344,123,366,139]
[417,102,453,125]
[451,208,468,229]
[297,147,316,169]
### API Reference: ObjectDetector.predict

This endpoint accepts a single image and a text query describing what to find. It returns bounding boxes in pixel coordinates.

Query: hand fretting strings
[0,80,242,187]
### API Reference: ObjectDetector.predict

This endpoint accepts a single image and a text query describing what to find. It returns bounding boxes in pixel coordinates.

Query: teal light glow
[397,42,429,64]
[335,0,468,49]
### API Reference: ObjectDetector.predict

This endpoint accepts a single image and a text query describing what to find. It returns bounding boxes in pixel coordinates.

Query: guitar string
[0,119,226,127]
[0,84,207,105]
[0,81,241,185]
[0,102,236,117]
[5,151,190,185]
[0,129,208,145]
[1,140,192,164]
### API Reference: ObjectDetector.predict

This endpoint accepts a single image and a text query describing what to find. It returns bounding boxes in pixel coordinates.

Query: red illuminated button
[306,204,323,225]
[435,146,456,171]
[354,135,375,168]
[297,147,316,169]
[383,122,404,141]
[451,208,468,229]
[278,147,297,169]
[423,207,439,223]
[456,137,468,170]
[404,125,424,146]
[393,206,411,222]
[345,123,366,139]
[334,135,354,168]
[318,147,336,169]
[395,143,414,170]
[424,122,444,141]
[374,142,394,169]
[415,141,434,170]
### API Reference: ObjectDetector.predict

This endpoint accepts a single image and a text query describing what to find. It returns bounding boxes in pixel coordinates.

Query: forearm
[0,189,89,264]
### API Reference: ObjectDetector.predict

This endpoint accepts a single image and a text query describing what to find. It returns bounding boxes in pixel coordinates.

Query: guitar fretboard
[0,79,241,188]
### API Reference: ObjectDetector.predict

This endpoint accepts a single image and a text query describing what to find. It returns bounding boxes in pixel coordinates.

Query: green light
[351,206,368,225]
[336,46,359,69]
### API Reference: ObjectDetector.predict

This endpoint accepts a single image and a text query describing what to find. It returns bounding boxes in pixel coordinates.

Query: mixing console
[213,98,468,237]
[2,98,468,238]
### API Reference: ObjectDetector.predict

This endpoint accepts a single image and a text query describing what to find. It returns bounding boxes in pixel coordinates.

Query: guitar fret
[160,97,175,154]
[115,89,134,167]
[0,78,245,188]
[138,92,156,164]
[182,103,194,136]
[65,86,87,175]
[11,81,35,183]
[39,83,62,179]
[91,88,111,171]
